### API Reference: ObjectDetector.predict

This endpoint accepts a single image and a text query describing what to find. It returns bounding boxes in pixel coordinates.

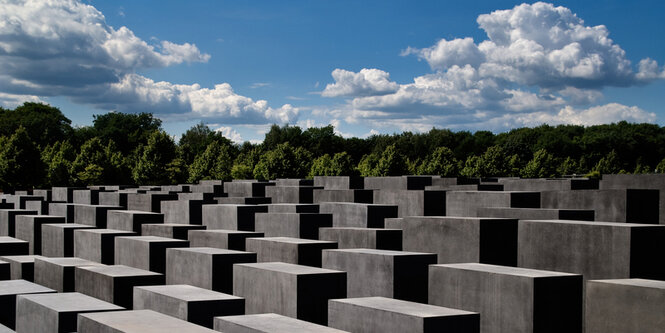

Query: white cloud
[0,92,43,108]
[402,37,484,70]
[322,68,399,97]
[215,126,243,143]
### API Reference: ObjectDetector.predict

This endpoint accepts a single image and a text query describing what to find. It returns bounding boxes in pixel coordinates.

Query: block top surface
[0,236,28,243]
[320,227,401,232]
[520,219,663,228]
[16,215,65,221]
[0,279,55,295]
[145,223,204,228]
[35,257,101,267]
[325,248,435,257]
[71,204,123,209]
[332,296,478,317]
[18,292,123,311]
[116,235,189,243]
[0,209,38,214]
[252,237,337,245]
[135,284,242,301]
[170,247,251,255]
[236,262,345,275]
[109,210,162,215]
[0,254,44,263]
[42,223,93,229]
[435,263,580,278]
[74,228,136,235]
[77,264,162,277]
[588,278,665,289]
[217,313,349,332]
[189,229,261,235]
[79,309,217,332]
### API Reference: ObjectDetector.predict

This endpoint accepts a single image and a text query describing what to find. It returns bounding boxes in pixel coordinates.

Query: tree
[0,102,72,148]
[417,146,459,176]
[557,156,580,176]
[232,146,262,180]
[375,144,408,176]
[460,155,482,177]
[331,152,355,176]
[357,153,380,177]
[656,157,665,173]
[92,112,162,155]
[253,142,299,180]
[593,150,622,175]
[70,138,129,185]
[41,141,76,186]
[309,154,334,177]
[0,126,46,190]
[132,131,177,185]
[188,141,234,182]
[521,149,557,178]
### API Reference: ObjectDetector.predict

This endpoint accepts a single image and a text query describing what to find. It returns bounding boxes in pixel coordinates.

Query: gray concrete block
[134,284,244,328]
[255,213,332,240]
[161,199,204,225]
[188,229,263,251]
[0,255,44,281]
[0,279,55,329]
[0,323,12,332]
[328,296,480,333]
[385,216,517,266]
[190,183,225,196]
[364,176,434,190]
[518,220,665,280]
[319,202,398,228]
[72,204,123,228]
[477,207,595,221]
[214,313,349,333]
[0,237,29,256]
[313,189,374,204]
[166,247,256,293]
[233,262,346,325]
[161,184,190,193]
[373,190,446,217]
[224,181,275,197]
[318,227,402,250]
[0,210,38,237]
[600,174,665,224]
[15,215,65,255]
[178,192,218,203]
[34,257,102,292]
[114,236,189,274]
[445,191,540,217]
[16,292,123,333]
[246,237,337,267]
[47,203,75,223]
[5,195,43,210]
[314,176,364,190]
[31,190,52,203]
[202,204,269,231]
[499,178,598,191]
[24,200,48,215]
[216,197,272,205]
[265,186,323,204]
[40,223,95,257]
[74,265,164,309]
[52,187,85,203]
[73,189,105,205]
[322,249,437,303]
[429,263,583,333]
[106,210,164,233]
[126,193,178,212]
[73,229,136,264]
[275,178,314,187]
[78,309,218,332]
[267,203,319,213]
[141,223,206,240]
[585,279,665,333]
[98,191,127,208]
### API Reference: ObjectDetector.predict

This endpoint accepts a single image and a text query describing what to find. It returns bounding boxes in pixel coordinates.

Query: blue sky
[1,0,664,142]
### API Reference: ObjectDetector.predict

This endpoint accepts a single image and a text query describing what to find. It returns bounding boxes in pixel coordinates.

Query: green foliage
[178,122,237,165]
[460,155,482,177]
[188,141,234,182]
[521,149,557,178]
[557,157,580,176]
[0,103,72,148]
[41,141,76,186]
[70,138,130,186]
[417,146,459,176]
[357,153,380,177]
[309,152,354,177]
[593,150,622,175]
[309,154,333,177]
[132,131,177,185]
[506,154,522,177]
[0,126,46,190]
[92,112,162,155]
[253,142,305,181]
[231,163,254,180]
[374,144,408,176]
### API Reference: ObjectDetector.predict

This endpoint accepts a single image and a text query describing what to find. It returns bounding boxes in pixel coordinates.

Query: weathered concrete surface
[73,189,107,205]
[224,181,275,198]
[114,236,189,274]
[40,223,95,257]
[600,174,665,224]
[0,236,29,256]
[141,223,206,240]
[254,213,332,240]
[499,178,598,191]
[0,209,38,237]
[328,296,480,333]
[74,265,164,309]
[34,257,102,292]
[319,202,398,228]
[24,199,48,215]
[134,284,244,328]
[445,191,540,217]
[429,263,583,333]
[73,229,136,264]
[373,190,446,217]
[313,176,364,190]
[233,262,346,325]
[188,229,264,251]
[518,220,665,280]
[265,186,323,204]
[52,187,85,203]
[202,204,268,231]
[322,248,437,303]
[15,215,65,255]
[126,193,178,212]
[275,178,314,187]
[215,196,272,205]
[0,279,55,330]
[364,176,434,190]
[73,204,124,228]
[161,199,203,224]
[106,210,164,233]
[267,203,319,213]
[214,313,349,333]
[318,227,402,250]
[0,255,43,281]
[246,237,337,267]
[313,189,373,204]
[166,247,256,294]
[48,203,75,223]
[585,279,665,333]
[78,309,217,332]
[16,292,123,333]
[477,207,594,221]
[98,191,128,208]
[385,216,517,266]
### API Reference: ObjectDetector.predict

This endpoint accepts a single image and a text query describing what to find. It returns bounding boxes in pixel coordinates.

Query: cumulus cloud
[215,126,243,143]
[322,68,400,97]
[0,0,295,124]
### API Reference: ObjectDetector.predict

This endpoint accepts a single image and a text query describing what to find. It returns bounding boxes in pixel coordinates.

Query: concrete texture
[178,192,217,204]
[24,200,48,215]
[246,237,337,267]
[114,236,189,273]
[224,181,275,198]
[255,213,332,240]
[141,223,206,240]
[0,210,38,237]
[267,203,319,213]
[477,207,594,221]
[385,216,518,266]
[78,309,218,332]
[265,186,324,204]
[126,193,178,213]
[74,265,164,309]
[313,176,364,190]
[47,203,75,223]
[215,196,272,205]
[233,262,346,325]
[161,199,204,224]
[318,227,402,250]
[0,255,43,281]
[98,191,128,208]
[313,189,374,204]
[34,257,102,292]
[0,279,55,329]
[14,215,65,255]
[364,176,433,190]
[275,178,314,187]
[72,204,124,228]
[41,223,94,257]
[106,210,164,233]
[600,174,665,224]
[134,284,244,328]
[429,263,583,333]
[189,183,225,197]
[188,229,264,251]
[166,247,256,294]
[73,189,105,205]
[319,202,398,228]
[328,296,480,333]
[499,178,598,191]
[518,219,665,280]
[322,248,437,303]
[15,292,123,333]
[214,313,349,333]
[373,190,446,217]
[446,191,540,217]
[202,204,269,231]
[585,279,665,333]
[73,229,136,264]
[0,236,29,256]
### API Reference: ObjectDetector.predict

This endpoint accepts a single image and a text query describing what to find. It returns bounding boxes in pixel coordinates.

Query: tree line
[1,102,665,191]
